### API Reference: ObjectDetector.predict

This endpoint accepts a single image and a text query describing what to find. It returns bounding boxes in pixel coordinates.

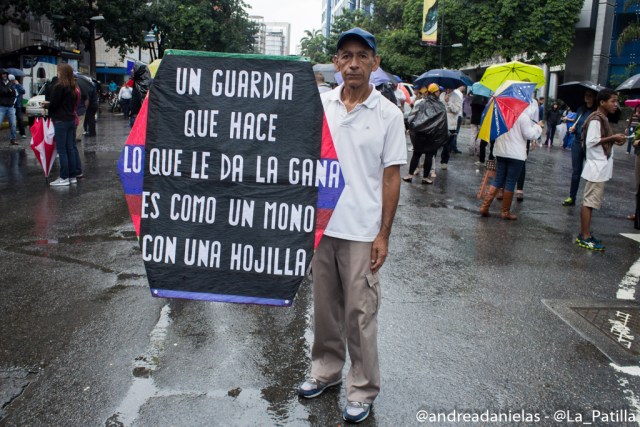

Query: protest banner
[118,51,343,306]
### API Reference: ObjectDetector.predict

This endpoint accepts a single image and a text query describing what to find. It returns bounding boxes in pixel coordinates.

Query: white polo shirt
[321,84,407,242]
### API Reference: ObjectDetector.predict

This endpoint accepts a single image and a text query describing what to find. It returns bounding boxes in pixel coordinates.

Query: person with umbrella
[403,83,446,184]
[0,69,18,145]
[479,83,543,220]
[439,86,463,169]
[576,89,627,251]
[561,89,597,206]
[9,74,26,140]
[625,104,640,223]
[44,64,80,186]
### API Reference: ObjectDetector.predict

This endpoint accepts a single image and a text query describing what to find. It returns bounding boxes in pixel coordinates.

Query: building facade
[321,0,372,37]
[250,17,291,56]
[564,0,638,88]
[1,14,152,98]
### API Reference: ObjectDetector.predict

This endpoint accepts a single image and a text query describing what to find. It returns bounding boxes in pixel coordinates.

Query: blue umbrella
[471,82,493,98]
[414,69,473,89]
[4,67,25,77]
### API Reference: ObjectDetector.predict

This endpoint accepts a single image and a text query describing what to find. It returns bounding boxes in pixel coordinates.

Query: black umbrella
[616,73,640,94]
[557,80,621,123]
[557,81,603,111]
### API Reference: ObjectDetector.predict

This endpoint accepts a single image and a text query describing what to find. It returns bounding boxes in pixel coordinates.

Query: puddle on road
[106,304,171,426]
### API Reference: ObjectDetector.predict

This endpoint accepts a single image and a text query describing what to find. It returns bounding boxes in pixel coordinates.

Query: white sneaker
[70,178,78,184]
[440,163,448,170]
[50,177,70,186]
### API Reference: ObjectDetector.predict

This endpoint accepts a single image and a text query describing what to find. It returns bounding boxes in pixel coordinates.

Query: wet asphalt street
[1,111,640,427]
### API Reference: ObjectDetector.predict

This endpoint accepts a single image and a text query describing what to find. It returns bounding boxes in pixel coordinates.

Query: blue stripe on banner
[316,159,344,209]
[150,288,293,306]
[118,146,145,195]
[317,186,342,209]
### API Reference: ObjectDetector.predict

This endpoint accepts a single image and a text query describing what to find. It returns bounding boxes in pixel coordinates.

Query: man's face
[333,39,379,90]
[600,95,619,115]
[1,73,7,81]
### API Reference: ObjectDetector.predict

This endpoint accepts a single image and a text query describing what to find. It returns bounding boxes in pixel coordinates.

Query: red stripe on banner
[321,115,338,160]
[126,96,149,146]
[314,208,333,249]
[125,195,142,236]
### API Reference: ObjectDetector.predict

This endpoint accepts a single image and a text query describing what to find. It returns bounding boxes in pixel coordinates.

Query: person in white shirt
[118,82,133,120]
[315,72,332,94]
[393,83,406,110]
[297,27,406,424]
[576,88,626,251]
[480,101,543,220]
[439,87,462,168]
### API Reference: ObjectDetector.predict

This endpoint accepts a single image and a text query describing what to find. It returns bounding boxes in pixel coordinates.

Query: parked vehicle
[25,83,48,126]
[25,74,100,125]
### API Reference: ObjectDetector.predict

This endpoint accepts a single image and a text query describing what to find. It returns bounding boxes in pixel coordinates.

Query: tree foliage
[300,29,331,64]
[299,0,584,78]
[23,0,256,58]
[617,0,640,55]
[0,1,31,31]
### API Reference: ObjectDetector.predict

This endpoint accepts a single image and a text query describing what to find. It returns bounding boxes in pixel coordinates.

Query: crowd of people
[316,42,640,255]
[398,72,638,252]
[0,62,152,186]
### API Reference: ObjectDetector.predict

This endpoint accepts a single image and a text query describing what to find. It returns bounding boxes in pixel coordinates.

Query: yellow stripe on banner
[421,0,438,45]
[478,102,493,142]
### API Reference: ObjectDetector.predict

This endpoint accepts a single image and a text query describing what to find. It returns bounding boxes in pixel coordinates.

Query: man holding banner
[297,28,406,423]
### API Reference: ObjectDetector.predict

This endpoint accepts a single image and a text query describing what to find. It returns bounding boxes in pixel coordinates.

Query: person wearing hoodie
[0,69,18,145]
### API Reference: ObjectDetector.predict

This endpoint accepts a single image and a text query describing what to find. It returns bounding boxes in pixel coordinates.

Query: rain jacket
[131,63,151,116]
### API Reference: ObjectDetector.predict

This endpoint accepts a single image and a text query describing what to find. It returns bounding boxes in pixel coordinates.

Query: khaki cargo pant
[310,235,381,404]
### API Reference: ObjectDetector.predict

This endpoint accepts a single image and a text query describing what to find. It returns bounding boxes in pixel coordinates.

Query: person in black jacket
[130,62,151,127]
[45,64,80,186]
[544,102,561,146]
[0,69,18,145]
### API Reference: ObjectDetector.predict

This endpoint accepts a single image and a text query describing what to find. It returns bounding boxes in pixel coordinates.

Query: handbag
[476,159,497,199]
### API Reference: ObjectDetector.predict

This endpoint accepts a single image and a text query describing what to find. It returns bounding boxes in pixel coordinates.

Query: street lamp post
[437,10,463,67]
[88,15,104,78]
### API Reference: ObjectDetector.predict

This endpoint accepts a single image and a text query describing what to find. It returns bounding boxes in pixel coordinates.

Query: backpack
[377,83,398,106]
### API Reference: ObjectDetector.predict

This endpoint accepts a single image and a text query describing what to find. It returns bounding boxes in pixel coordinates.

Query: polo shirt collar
[329,83,380,109]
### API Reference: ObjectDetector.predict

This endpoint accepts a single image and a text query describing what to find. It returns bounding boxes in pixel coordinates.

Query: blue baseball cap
[336,27,377,54]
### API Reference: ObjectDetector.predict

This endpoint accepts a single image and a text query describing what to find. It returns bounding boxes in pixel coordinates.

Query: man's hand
[370,234,389,274]
[613,133,627,146]
[569,125,576,134]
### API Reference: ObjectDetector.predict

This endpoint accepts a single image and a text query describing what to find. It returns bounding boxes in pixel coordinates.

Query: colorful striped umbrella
[478,81,536,142]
